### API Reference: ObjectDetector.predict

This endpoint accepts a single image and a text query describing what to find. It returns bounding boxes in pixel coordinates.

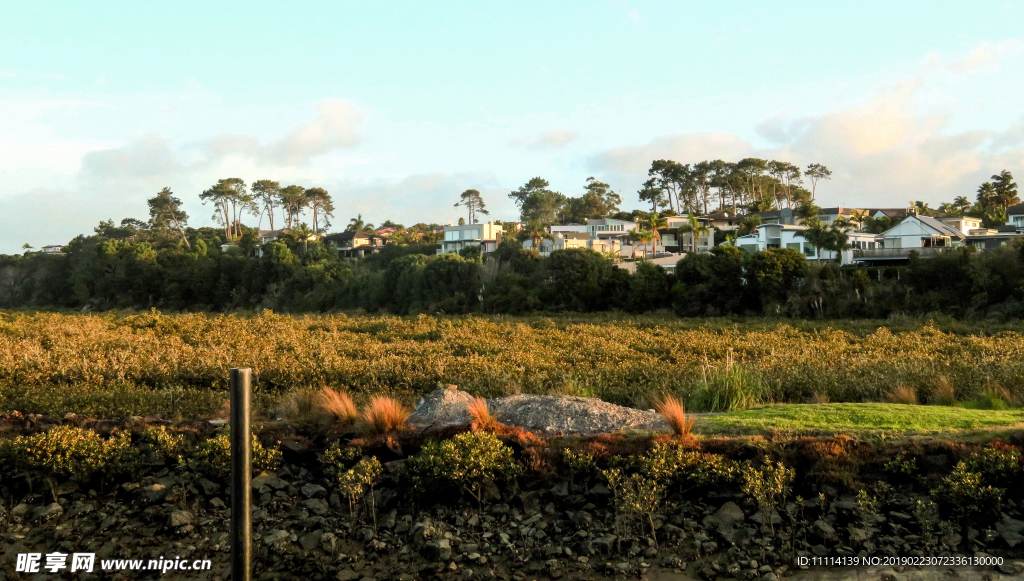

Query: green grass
[694,403,1024,437]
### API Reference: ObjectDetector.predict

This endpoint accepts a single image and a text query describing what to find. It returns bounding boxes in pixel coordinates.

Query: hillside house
[324,230,389,259]
[438,221,504,255]
[732,224,877,265]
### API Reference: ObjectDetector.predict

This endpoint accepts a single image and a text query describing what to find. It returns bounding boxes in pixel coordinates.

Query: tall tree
[805,164,832,201]
[520,190,567,226]
[648,159,689,213]
[679,214,710,252]
[347,214,374,232]
[455,189,489,224]
[305,187,334,234]
[251,180,281,231]
[147,187,191,249]
[991,170,1019,210]
[510,177,551,208]
[278,185,308,229]
[637,179,666,213]
[200,178,248,241]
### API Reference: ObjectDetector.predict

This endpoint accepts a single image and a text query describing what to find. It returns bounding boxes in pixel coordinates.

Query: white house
[438,221,504,255]
[878,215,965,249]
[523,233,623,256]
[938,215,983,234]
[40,245,65,254]
[1006,204,1024,229]
[731,224,877,265]
[660,215,715,253]
[585,218,636,240]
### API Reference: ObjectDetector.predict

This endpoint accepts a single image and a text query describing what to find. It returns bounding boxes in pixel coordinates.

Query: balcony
[853,247,951,260]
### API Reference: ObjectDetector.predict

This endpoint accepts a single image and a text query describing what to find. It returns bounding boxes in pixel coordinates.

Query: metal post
[230,368,252,581]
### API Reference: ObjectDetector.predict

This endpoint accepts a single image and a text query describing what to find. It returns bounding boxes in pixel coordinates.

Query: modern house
[323,230,389,259]
[938,215,983,234]
[1006,204,1024,229]
[523,233,622,256]
[584,218,636,241]
[750,208,797,225]
[438,221,504,255]
[966,226,1024,250]
[852,215,965,264]
[659,215,715,253]
[259,229,290,244]
[732,224,877,265]
[703,211,742,230]
[40,245,65,254]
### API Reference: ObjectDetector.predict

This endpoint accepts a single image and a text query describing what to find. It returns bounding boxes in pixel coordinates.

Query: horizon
[2,1,1024,253]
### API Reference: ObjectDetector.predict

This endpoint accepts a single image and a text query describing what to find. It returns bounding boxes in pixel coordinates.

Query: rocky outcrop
[408,386,669,436]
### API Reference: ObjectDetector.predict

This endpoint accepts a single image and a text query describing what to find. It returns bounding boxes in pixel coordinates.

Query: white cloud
[947,39,1023,72]
[589,132,751,176]
[628,9,641,24]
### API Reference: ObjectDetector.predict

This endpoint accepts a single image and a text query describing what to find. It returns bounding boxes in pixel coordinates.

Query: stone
[209,497,225,509]
[140,483,169,503]
[996,515,1024,548]
[519,491,542,515]
[11,503,30,519]
[197,479,220,496]
[587,483,611,499]
[336,568,360,581]
[264,529,290,546]
[571,510,593,528]
[300,530,324,551]
[301,483,327,498]
[814,520,837,541]
[169,510,193,527]
[811,544,828,557]
[34,503,63,521]
[704,501,747,543]
[550,482,569,497]
[304,498,330,516]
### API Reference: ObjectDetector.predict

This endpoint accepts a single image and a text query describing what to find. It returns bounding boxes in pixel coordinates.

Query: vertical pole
[230,368,252,581]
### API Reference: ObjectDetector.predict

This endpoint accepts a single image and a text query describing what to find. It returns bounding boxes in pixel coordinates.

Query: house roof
[325,230,377,242]
[883,215,966,239]
[817,207,860,216]
[1007,203,1024,216]
[866,208,910,219]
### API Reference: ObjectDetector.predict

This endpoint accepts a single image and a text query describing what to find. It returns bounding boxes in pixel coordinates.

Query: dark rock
[197,478,220,496]
[587,483,611,500]
[703,502,747,543]
[922,455,949,473]
[301,483,327,498]
[814,520,837,541]
[519,491,542,515]
[811,544,828,557]
[169,510,193,527]
[33,503,63,521]
[300,530,323,551]
[337,568,360,581]
[571,511,593,528]
[996,515,1024,548]
[550,482,568,497]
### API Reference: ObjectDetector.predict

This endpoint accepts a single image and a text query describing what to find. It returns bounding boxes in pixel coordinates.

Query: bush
[930,461,1003,518]
[139,426,186,460]
[3,426,139,493]
[639,441,740,488]
[963,448,1022,486]
[181,429,282,480]
[741,461,795,531]
[410,431,521,507]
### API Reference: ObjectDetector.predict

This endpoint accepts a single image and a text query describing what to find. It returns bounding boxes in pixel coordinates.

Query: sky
[2,0,1024,253]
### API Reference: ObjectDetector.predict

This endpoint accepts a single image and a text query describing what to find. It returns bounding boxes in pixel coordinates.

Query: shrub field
[1,310,1024,420]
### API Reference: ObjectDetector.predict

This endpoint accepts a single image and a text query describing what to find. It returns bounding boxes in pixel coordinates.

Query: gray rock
[814,520,837,541]
[140,483,169,503]
[704,501,747,542]
[169,510,193,527]
[336,568,360,581]
[197,478,220,496]
[11,503,30,519]
[550,482,569,497]
[301,483,327,498]
[571,511,593,527]
[423,539,452,561]
[996,515,1024,548]
[304,498,329,515]
[519,491,542,515]
[300,530,324,551]
[264,529,290,546]
[407,386,476,429]
[34,503,63,521]
[811,544,828,557]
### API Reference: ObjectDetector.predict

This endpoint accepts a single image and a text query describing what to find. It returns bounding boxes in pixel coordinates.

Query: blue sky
[2,1,1024,251]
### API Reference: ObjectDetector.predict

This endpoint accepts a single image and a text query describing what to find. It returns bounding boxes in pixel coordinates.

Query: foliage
[962,448,1022,486]
[180,430,282,480]
[333,457,383,529]
[410,431,521,507]
[139,426,186,460]
[360,396,410,435]
[930,461,1003,518]
[882,452,917,476]
[638,441,739,488]
[741,461,795,531]
[603,468,664,541]
[2,426,139,483]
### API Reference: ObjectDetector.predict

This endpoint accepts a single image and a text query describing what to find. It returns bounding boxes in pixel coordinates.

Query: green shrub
[322,442,362,472]
[741,461,795,532]
[883,452,918,476]
[962,448,1022,486]
[688,364,766,412]
[139,426,186,460]
[3,426,139,493]
[639,441,740,488]
[410,431,521,507]
[335,457,383,530]
[603,467,665,541]
[930,461,1003,518]
[180,429,281,480]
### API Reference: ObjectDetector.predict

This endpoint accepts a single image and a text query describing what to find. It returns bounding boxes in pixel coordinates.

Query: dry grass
[273,390,319,424]
[467,396,502,432]
[886,386,918,405]
[930,376,957,406]
[318,387,359,424]
[810,392,830,404]
[653,394,694,437]
[360,396,411,436]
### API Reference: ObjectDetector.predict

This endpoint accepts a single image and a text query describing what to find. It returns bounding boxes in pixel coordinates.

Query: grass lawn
[694,403,1024,437]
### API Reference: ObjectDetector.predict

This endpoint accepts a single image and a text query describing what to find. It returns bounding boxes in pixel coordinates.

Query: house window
[786,243,801,251]
[803,243,815,256]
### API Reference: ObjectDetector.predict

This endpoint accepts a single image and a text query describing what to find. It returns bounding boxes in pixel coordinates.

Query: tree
[637,179,666,213]
[516,220,553,252]
[251,180,281,230]
[510,177,551,208]
[796,218,832,260]
[200,178,251,241]
[520,190,567,226]
[561,177,622,222]
[305,187,334,234]
[679,214,710,252]
[147,187,191,249]
[805,164,832,201]
[455,189,489,224]
[347,214,374,232]
[648,160,693,213]
[739,214,762,236]
[953,196,972,215]
[641,215,668,256]
[279,185,308,229]
[991,170,1019,210]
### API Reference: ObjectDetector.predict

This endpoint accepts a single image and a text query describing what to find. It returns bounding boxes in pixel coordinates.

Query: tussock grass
[653,394,693,437]
[886,386,918,405]
[360,396,410,436]
[318,388,359,424]
[930,376,957,406]
[467,396,501,432]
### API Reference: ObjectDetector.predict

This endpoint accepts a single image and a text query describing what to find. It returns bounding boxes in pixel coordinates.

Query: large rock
[996,514,1024,548]
[407,386,476,429]
[703,502,747,544]
[407,386,671,436]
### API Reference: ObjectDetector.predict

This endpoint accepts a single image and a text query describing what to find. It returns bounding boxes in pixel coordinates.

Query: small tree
[410,431,520,510]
